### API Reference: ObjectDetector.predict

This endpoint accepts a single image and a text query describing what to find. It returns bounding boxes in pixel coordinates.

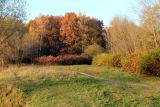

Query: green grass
[0,65,160,107]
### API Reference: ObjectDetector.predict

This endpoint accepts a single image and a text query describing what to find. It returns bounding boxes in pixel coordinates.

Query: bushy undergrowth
[122,49,148,75]
[0,85,28,107]
[34,55,92,65]
[105,48,160,77]
[139,49,160,76]
[84,44,104,57]
[92,53,121,67]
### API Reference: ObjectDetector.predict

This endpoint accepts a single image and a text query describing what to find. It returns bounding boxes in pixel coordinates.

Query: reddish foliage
[28,16,62,56]
[27,12,105,57]
[34,55,92,65]
[60,12,81,54]
[122,49,148,75]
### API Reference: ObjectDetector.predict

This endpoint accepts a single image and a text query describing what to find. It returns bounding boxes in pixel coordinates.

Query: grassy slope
[0,65,160,107]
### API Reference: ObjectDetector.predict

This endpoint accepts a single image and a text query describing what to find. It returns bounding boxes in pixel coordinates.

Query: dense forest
[0,0,160,76]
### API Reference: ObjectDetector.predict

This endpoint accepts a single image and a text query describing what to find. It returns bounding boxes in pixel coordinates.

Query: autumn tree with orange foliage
[28,16,62,56]
[78,14,106,51]
[60,12,81,54]
[27,12,106,57]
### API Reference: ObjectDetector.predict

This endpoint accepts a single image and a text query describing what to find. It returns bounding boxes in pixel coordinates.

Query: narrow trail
[77,71,150,88]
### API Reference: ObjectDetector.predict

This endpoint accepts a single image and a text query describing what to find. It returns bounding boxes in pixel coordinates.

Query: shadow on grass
[15,77,104,95]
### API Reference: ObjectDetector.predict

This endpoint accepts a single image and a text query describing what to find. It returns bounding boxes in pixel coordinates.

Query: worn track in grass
[77,71,150,88]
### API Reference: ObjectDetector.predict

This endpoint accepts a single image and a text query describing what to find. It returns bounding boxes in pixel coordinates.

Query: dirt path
[77,71,150,88]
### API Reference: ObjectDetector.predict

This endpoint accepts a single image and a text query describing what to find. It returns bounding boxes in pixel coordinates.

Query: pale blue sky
[26,0,138,26]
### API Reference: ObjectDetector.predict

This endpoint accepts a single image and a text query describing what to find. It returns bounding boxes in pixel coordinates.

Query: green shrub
[139,49,160,76]
[84,44,104,57]
[92,53,121,67]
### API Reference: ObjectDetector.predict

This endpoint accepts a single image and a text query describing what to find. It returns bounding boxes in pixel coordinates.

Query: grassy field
[0,65,160,107]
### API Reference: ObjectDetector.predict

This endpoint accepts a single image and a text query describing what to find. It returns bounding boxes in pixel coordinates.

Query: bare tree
[107,16,138,54]
[138,0,160,48]
[0,0,27,67]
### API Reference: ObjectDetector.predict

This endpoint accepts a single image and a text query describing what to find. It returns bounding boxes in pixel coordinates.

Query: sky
[26,0,139,26]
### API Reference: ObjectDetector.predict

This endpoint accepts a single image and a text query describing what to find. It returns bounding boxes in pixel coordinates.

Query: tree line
[107,0,160,54]
[27,13,106,56]
[0,0,160,65]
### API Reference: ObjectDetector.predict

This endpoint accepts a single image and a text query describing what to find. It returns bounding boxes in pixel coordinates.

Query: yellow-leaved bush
[0,85,28,107]
[92,53,121,67]
[122,49,148,75]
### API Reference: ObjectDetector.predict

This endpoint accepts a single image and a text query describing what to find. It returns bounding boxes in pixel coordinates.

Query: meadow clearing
[1,0,160,107]
[0,65,160,107]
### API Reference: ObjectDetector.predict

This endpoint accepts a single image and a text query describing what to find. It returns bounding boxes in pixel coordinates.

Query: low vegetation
[122,49,148,75]
[92,53,121,67]
[84,44,104,57]
[0,85,28,107]
[139,49,160,76]
[0,65,160,107]
[34,55,92,65]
